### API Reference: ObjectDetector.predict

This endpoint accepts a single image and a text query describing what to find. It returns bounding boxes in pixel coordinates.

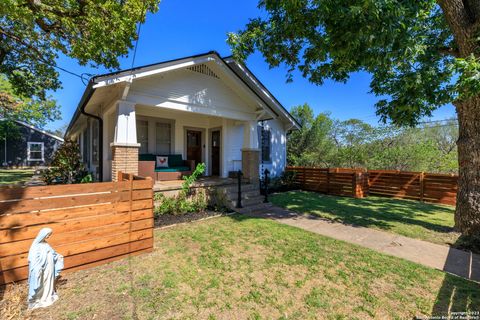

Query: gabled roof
[66,51,300,135]
[0,119,64,142]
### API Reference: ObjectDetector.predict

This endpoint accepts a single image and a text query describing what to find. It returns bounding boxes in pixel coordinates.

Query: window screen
[156,122,171,154]
[260,128,271,163]
[137,120,149,154]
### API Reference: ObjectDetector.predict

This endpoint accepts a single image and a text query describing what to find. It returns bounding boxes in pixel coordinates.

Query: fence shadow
[273,191,455,237]
[431,238,480,317]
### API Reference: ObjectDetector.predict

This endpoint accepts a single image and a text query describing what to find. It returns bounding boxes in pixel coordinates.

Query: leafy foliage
[227,1,475,126]
[0,0,160,99]
[41,140,89,184]
[154,163,208,216]
[288,104,458,173]
[0,76,60,127]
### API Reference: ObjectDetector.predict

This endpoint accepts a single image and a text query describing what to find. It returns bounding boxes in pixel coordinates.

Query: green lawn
[5,215,478,319]
[271,191,458,246]
[0,169,35,185]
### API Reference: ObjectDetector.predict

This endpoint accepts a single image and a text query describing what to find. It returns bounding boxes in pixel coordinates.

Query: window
[260,127,271,163]
[92,120,99,164]
[82,127,89,165]
[27,142,44,161]
[136,120,149,154]
[156,122,171,154]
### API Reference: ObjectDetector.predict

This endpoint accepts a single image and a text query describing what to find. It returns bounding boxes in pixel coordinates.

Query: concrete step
[222,183,260,193]
[235,202,273,214]
[229,195,265,208]
[225,189,261,200]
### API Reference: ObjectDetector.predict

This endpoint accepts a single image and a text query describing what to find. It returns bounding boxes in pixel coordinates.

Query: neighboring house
[65,51,300,182]
[0,120,64,167]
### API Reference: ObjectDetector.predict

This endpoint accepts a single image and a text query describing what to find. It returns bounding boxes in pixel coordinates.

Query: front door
[211,130,221,176]
[187,130,202,167]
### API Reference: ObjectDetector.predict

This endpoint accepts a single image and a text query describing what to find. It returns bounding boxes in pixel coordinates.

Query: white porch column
[241,120,260,182]
[242,120,259,150]
[114,100,138,145]
[111,100,140,181]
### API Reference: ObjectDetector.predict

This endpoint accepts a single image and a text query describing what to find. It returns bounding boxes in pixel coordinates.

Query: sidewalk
[247,205,480,283]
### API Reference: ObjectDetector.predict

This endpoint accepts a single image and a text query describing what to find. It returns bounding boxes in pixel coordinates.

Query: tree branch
[437,0,476,55]
[438,46,460,57]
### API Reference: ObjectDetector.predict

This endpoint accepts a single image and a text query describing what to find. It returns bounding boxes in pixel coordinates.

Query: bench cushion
[154,166,191,172]
[168,154,184,167]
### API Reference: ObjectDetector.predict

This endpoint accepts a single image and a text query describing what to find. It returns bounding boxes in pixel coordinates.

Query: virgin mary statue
[28,228,64,309]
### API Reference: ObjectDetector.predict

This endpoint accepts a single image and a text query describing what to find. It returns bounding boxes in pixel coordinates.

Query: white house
[65,51,300,182]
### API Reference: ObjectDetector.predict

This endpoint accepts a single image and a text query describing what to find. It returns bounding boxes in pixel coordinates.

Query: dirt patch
[154,210,232,228]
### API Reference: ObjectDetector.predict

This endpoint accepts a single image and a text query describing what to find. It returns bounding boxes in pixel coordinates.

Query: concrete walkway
[247,205,480,283]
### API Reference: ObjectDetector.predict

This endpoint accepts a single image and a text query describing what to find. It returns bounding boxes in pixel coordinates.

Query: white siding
[128,67,258,121]
[260,119,287,177]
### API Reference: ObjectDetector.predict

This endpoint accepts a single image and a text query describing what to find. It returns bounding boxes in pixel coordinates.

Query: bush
[269,171,297,192]
[154,163,207,216]
[41,140,90,184]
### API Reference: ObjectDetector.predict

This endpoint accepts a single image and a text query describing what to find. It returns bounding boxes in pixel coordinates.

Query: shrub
[41,140,90,184]
[154,163,207,216]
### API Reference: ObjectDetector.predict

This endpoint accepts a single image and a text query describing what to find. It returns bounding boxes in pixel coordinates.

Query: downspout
[80,88,103,182]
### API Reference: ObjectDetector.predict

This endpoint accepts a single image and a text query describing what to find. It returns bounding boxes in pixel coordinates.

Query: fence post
[352,171,358,198]
[303,167,306,189]
[326,168,330,195]
[420,172,425,202]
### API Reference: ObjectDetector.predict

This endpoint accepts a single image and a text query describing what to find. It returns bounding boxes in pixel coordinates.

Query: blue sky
[47,0,456,131]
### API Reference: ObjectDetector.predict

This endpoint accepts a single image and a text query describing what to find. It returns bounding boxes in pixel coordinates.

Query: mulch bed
[154,210,234,228]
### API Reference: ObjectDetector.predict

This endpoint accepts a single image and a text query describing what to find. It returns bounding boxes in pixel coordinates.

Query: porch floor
[153,176,238,192]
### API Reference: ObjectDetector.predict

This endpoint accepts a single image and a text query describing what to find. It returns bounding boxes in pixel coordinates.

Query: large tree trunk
[437,0,480,235]
[454,96,480,234]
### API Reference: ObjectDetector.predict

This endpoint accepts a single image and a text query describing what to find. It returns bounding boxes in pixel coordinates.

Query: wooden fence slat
[0,171,154,285]
[287,166,457,206]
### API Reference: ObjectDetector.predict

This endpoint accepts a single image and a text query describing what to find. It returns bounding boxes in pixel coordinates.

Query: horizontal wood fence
[286,166,457,206]
[368,170,457,205]
[0,172,154,285]
[286,167,368,198]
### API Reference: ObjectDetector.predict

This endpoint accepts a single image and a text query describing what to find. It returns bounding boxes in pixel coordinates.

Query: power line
[130,0,147,70]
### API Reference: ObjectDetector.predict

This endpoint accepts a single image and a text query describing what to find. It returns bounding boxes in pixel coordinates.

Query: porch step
[228,195,265,208]
[236,202,273,215]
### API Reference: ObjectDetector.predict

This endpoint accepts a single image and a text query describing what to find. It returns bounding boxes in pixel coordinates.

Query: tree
[0,0,159,99]
[288,104,335,166]
[228,1,480,235]
[0,76,59,127]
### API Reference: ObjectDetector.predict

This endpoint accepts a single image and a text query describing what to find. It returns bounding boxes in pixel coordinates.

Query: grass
[271,191,458,246]
[0,169,35,185]
[3,215,478,319]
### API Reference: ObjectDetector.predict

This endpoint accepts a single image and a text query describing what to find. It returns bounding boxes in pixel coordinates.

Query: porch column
[241,120,260,183]
[111,100,140,181]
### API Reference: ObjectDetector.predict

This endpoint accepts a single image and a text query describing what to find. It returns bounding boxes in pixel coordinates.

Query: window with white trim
[260,127,271,163]
[28,142,44,161]
[136,120,149,154]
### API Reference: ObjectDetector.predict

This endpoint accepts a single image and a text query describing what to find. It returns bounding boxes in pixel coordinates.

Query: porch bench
[138,154,195,181]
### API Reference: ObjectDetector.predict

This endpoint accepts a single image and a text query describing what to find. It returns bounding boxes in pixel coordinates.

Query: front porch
[153,176,238,192]
[106,102,262,183]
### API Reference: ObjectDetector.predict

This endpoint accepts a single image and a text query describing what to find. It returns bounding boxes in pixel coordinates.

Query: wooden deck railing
[0,172,154,285]
[286,166,457,205]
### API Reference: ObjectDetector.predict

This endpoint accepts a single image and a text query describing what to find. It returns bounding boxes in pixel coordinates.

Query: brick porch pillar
[111,143,140,181]
[241,148,260,183]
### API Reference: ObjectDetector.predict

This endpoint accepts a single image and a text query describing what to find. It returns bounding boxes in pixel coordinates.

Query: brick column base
[241,149,260,183]
[111,143,140,181]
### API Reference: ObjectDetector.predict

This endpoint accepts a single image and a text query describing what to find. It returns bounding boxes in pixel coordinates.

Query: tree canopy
[0,75,60,127]
[288,104,458,174]
[228,1,477,126]
[0,0,160,99]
